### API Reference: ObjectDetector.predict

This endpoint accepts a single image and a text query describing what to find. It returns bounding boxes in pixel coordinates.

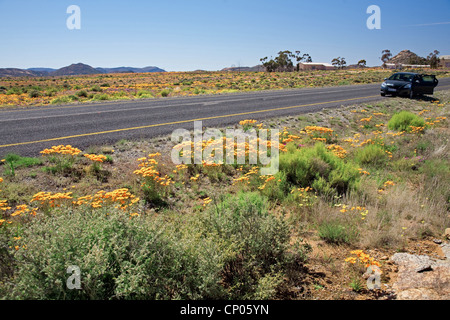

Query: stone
[390,252,450,300]
[445,228,450,240]
[396,288,442,300]
[391,253,434,273]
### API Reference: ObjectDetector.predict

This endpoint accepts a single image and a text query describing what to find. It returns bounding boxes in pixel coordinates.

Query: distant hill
[51,63,102,76]
[221,65,265,72]
[27,68,57,73]
[96,66,166,74]
[0,63,166,78]
[388,50,427,65]
[0,68,45,77]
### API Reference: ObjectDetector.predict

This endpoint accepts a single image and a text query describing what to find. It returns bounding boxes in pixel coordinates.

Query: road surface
[1,79,449,157]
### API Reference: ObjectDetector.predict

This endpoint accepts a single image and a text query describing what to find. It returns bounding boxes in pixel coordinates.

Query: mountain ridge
[0,63,167,77]
[388,50,427,65]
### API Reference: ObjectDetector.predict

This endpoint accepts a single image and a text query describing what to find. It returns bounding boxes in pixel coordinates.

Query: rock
[440,243,450,262]
[396,288,442,300]
[391,253,434,273]
[390,252,450,300]
[433,239,443,244]
[445,228,450,240]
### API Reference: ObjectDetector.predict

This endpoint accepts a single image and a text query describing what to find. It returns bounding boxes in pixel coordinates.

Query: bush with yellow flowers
[134,153,173,207]
[40,145,82,174]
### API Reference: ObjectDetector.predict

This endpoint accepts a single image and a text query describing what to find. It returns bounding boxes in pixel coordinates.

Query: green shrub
[277,143,360,197]
[5,208,226,300]
[318,220,358,245]
[68,95,79,101]
[50,96,71,105]
[137,90,154,99]
[2,153,42,177]
[45,88,58,97]
[4,192,306,300]
[388,111,425,132]
[6,87,22,95]
[160,89,171,97]
[92,94,109,101]
[354,144,388,166]
[76,90,88,98]
[201,192,304,299]
[41,152,78,175]
[419,159,450,178]
[28,90,41,98]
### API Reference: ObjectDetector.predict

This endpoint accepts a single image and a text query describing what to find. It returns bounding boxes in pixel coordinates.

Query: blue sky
[0,0,449,71]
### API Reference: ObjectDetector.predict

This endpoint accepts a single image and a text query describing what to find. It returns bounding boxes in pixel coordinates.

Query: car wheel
[381,92,386,96]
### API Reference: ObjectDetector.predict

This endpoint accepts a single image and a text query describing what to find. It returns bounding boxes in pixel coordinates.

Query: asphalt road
[1,78,450,158]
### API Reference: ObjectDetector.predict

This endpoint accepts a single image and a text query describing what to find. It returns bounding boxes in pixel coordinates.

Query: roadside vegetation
[0,90,448,300]
[1,69,449,108]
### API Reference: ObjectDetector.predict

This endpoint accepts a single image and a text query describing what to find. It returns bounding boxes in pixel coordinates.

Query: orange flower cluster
[383,180,395,187]
[202,197,212,207]
[360,116,373,123]
[289,187,315,207]
[378,180,395,193]
[304,126,334,143]
[345,250,381,268]
[40,145,82,156]
[239,119,258,126]
[409,126,425,134]
[175,164,188,171]
[232,166,259,185]
[339,205,369,220]
[73,188,139,211]
[358,168,370,175]
[386,131,405,137]
[11,204,37,217]
[258,176,276,190]
[425,116,447,127]
[327,144,347,158]
[134,153,173,187]
[0,200,11,212]
[31,192,74,208]
[280,129,301,144]
[304,126,334,135]
[84,154,107,162]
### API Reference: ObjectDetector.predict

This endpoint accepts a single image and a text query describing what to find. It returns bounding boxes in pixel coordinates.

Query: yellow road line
[0,94,383,148]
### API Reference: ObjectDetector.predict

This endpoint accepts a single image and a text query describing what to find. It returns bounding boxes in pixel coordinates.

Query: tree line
[380,49,441,68]
[259,49,442,72]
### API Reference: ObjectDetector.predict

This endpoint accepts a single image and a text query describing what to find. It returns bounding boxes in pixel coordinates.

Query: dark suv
[380,72,438,98]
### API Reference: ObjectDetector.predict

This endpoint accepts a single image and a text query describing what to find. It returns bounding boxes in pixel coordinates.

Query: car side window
[422,75,435,83]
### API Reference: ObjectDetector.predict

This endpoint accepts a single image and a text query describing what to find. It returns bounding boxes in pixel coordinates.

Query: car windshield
[388,73,414,82]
